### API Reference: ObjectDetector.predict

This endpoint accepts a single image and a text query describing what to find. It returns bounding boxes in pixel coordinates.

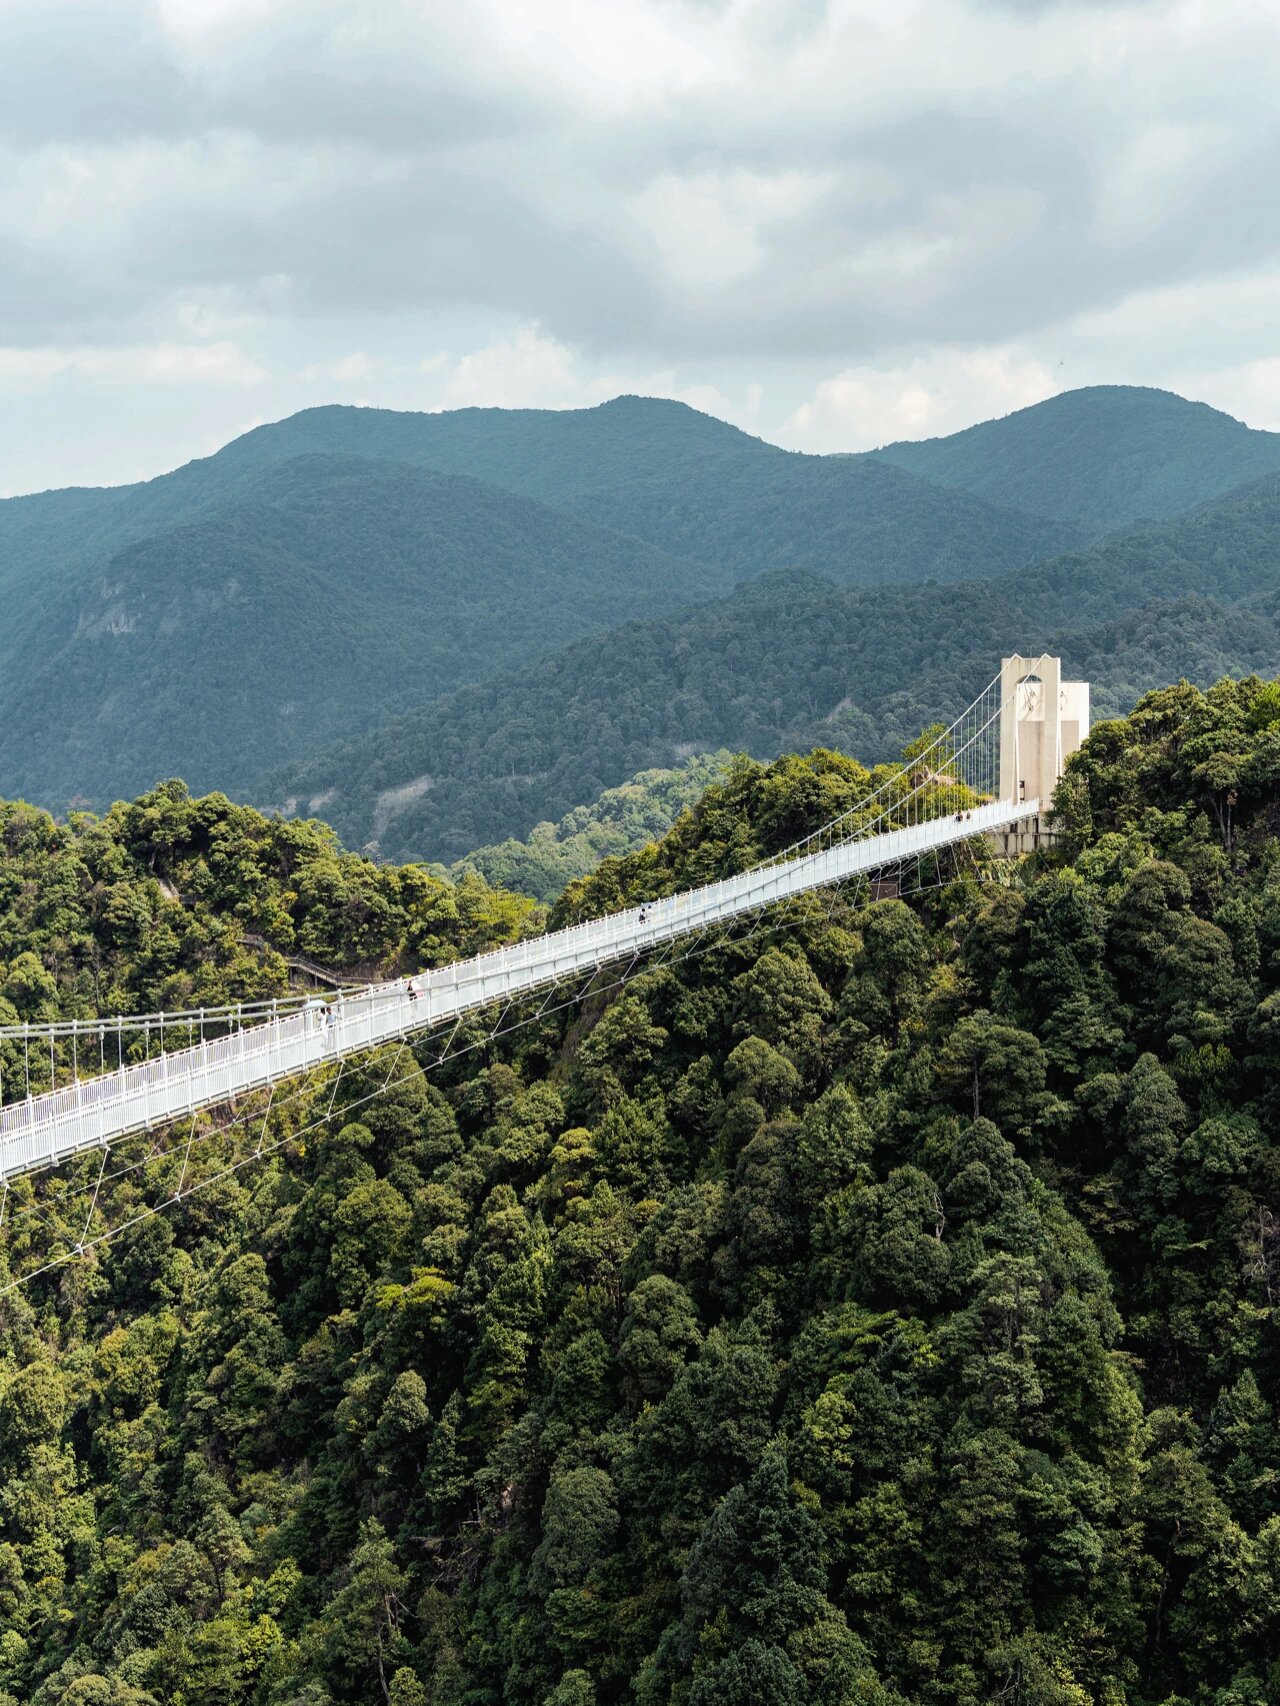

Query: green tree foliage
[0,781,536,1073]
[7,678,1280,1702]
[450,755,735,903]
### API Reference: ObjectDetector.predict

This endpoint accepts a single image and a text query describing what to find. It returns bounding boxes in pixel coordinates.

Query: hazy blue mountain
[209,393,774,503]
[6,387,1265,607]
[0,395,1097,817]
[566,448,1077,585]
[873,384,1280,531]
[0,456,721,808]
[210,395,1079,581]
[271,471,1280,862]
[6,386,1277,823]
[0,397,755,608]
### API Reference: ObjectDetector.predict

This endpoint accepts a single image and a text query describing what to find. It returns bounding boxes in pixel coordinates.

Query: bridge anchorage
[0,656,1087,1275]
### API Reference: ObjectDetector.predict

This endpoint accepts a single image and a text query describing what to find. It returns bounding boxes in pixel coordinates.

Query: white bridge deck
[0,798,1037,1181]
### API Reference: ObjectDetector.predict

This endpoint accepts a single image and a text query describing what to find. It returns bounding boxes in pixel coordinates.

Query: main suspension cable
[0,862,921,1295]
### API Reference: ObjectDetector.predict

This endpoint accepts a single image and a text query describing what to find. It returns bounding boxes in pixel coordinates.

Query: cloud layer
[1,0,1278,490]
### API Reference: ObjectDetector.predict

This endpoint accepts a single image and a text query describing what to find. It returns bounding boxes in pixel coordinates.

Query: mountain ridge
[0,399,1098,815]
[0,455,722,806]
[6,383,1280,828]
[271,468,1280,860]
[872,382,1280,530]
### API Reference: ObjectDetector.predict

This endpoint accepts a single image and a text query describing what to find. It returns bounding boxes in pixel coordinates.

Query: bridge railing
[0,797,1038,1178]
[0,660,1048,1166]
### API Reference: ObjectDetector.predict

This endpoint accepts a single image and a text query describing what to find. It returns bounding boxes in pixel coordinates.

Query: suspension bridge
[0,656,1087,1195]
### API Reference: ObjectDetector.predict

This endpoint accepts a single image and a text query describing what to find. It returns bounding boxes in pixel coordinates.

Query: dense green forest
[564,449,1075,589]
[274,471,1280,862]
[874,385,1280,530]
[4,677,1280,1703]
[448,754,733,903]
[0,785,535,1035]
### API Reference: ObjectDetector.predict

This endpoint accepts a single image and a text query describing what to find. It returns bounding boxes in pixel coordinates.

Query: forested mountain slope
[0,398,765,601]
[566,446,1076,585]
[5,680,1280,1703]
[874,384,1280,531]
[0,457,720,809]
[0,397,1084,815]
[276,472,1280,862]
[209,394,774,505]
[209,396,1078,583]
[0,782,536,1030]
[448,752,734,903]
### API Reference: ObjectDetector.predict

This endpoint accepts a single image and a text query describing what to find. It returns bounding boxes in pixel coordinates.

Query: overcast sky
[1,0,1278,495]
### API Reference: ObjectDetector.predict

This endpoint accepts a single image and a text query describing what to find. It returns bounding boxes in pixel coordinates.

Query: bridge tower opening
[995,654,1089,852]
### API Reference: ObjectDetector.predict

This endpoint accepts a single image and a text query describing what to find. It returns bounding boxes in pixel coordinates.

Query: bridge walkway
[0,796,1035,1180]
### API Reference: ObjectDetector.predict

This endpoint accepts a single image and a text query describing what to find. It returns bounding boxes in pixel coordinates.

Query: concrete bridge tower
[995,654,1089,852]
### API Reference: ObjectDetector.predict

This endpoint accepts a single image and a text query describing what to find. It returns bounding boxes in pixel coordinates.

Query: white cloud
[301,351,373,383]
[424,327,595,411]
[629,167,832,291]
[1166,358,1280,434]
[0,340,269,393]
[1093,119,1244,243]
[418,325,743,422]
[175,298,264,339]
[1069,264,1280,364]
[0,0,1279,488]
[782,347,1061,451]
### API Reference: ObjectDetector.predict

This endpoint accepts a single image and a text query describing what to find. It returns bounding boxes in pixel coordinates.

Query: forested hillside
[4,679,1280,1703]
[258,393,1077,582]
[0,783,536,1032]
[8,386,1280,827]
[0,398,759,596]
[275,472,1280,862]
[874,385,1280,531]
[448,753,733,903]
[207,395,773,505]
[0,389,1183,819]
[0,458,720,809]
[565,447,1075,586]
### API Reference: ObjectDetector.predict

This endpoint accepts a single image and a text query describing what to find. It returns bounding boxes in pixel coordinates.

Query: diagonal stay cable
[0,877,873,1288]
[0,664,1042,1066]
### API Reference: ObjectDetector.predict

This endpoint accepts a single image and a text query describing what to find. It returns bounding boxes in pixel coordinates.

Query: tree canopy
[4,677,1280,1703]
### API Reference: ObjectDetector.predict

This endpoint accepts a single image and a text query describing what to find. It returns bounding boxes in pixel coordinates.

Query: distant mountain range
[273,468,1280,861]
[0,454,717,805]
[4,382,1279,854]
[0,394,1086,808]
[873,384,1280,530]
